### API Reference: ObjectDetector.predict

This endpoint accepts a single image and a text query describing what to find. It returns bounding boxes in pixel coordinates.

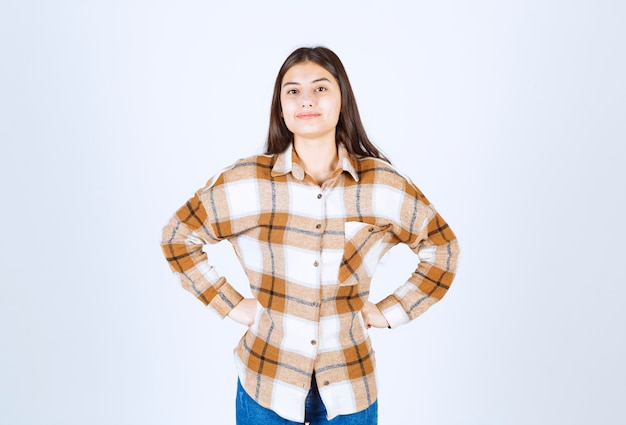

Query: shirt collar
[271,143,360,182]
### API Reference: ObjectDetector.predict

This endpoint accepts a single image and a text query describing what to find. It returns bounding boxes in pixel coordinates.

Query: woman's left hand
[361,301,390,329]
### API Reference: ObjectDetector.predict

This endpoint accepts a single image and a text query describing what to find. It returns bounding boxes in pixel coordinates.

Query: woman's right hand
[227,298,257,326]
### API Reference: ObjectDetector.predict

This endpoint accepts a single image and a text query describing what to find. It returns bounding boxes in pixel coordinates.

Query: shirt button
[323,381,330,386]
[313,261,319,267]
[315,224,321,229]
[368,227,374,232]
[310,340,317,345]
[317,193,322,199]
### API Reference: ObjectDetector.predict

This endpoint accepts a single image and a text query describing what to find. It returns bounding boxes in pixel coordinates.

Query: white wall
[1,0,624,423]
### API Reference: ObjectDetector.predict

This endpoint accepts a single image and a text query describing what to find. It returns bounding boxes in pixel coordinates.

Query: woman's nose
[300,92,313,107]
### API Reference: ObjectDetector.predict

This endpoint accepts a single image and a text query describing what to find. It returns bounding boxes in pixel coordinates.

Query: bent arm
[376,187,460,328]
[161,192,243,317]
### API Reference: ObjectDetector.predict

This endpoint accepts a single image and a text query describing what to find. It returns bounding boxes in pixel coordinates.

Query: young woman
[161,47,460,425]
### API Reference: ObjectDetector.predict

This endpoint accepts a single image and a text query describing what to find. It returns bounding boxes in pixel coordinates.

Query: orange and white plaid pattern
[161,143,459,422]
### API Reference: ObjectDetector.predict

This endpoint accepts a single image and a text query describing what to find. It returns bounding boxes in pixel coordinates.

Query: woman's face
[280,62,342,142]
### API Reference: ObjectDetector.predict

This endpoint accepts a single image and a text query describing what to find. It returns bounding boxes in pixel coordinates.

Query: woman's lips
[296,112,321,119]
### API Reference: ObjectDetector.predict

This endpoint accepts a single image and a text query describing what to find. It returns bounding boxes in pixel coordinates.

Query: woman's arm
[376,182,460,328]
[161,191,244,318]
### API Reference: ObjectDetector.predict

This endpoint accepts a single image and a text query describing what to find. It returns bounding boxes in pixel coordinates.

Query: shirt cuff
[192,264,244,318]
[209,277,244,318]
[376,295,410,329]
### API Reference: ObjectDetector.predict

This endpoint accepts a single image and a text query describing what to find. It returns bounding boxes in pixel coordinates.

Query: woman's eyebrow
[282,77,332,88]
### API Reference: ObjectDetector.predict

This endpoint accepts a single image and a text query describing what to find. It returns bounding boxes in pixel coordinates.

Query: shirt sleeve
[160,188,244,318]
[375,180,460,328]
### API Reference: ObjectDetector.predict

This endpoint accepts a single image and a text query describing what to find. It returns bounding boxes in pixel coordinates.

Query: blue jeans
[236,375,378,425]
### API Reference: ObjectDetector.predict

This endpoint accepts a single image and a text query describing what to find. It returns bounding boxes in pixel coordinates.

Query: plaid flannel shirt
[161,143,459,422]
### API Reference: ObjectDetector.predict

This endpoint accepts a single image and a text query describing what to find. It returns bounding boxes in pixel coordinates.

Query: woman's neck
[293,136,338,186]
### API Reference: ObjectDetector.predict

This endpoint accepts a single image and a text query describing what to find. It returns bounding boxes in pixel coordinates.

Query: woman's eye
[316,87,327,92]
[286,89,298,95]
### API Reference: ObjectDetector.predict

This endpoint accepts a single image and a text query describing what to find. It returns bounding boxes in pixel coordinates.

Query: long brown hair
[265,47,390,163]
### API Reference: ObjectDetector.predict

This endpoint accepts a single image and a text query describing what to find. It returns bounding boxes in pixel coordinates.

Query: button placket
[314,190,324,270]
[312,188,324,359]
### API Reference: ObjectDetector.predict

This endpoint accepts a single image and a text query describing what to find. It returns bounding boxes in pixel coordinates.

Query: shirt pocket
[339,221,390,286]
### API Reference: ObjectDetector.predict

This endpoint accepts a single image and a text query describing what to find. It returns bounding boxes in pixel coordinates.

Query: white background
[1,1,625,424]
